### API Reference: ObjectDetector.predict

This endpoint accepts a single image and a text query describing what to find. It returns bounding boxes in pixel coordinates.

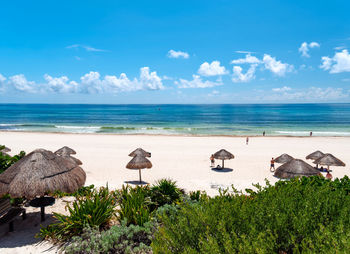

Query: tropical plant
[0,145,25,173]
[50,184,95,198]
[38,186,116,242]
[152,176,350,253]
[117,185,152,226]
[65,220,155,254]
[149,179,182,209]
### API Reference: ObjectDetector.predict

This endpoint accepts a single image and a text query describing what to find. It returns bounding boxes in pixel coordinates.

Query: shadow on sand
[211,167,233,172]
[124,180,149,185]
[0,211,56,249]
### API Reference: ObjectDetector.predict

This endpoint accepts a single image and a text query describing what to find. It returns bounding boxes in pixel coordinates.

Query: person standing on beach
[210,154,215,167]
[270,157,275,172]
[310,131,312,137]
[263,131,265,136]
[246,137,249,145]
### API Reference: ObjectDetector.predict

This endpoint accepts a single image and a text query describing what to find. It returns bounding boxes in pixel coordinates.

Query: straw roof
[54,146,76,156]
[274,159,320,179]
[306,150,324,160]
[213,149,234,160]
[274,153,294,164]
[0,149,86,199]
[0,146,11,153]
[313,153,345,167]
[63,155,83,165]
[126,155,152,169]
[129,148,151,157]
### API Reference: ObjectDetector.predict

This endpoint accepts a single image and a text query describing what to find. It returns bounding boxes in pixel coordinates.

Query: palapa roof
[126,155,152,170]
[213,149,234,160]
[274,153,294,164]
[306,150,325,160]
[274,159,320,179]
[54,146,76,156]
[63,155,83,165]
[313,153,345,167]
[0,149,86,199]
[128,148,151,157]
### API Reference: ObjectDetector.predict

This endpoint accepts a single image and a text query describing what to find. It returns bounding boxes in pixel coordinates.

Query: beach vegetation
[0,145,25,174]
[64,220,155,254]
[38,186,116,242]
[152,176,350,253]
[50,184,95,198]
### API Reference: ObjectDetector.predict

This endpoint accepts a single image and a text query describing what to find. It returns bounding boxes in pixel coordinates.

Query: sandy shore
[0,132,350,253]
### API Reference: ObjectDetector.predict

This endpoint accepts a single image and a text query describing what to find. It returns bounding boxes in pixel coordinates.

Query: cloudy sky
[0,0,350,103]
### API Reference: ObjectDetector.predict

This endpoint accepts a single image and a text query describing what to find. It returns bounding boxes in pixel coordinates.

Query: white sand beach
[1,132,350,253]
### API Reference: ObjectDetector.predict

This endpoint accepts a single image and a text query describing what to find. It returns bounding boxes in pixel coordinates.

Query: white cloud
[231,54,261,64]
[262,54,293,76]
[198,61,228,76]
[175,75,222,88]
[0,74,6,83]
[9,74,36,93]
[320,49,350,73]
[44,74,79,93]
[334,46,346,51]
[298,42,320,57]
[4,67,163,94]
[232,64,257,83]
[66,44,107,52]
[167,50,189,59]
[272,86,292,92]
[235,51,255,54]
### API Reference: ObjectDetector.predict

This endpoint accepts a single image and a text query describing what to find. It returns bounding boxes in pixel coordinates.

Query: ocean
[0,104,349,136]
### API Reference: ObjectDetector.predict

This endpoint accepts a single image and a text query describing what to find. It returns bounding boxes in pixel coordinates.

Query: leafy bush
[149,179,182,209]
[65,220,155,254]
[0,145,25,174]
[117,185,152,226]
[152,176,350,253]
[38,186,116,242]
[50,184,95,198]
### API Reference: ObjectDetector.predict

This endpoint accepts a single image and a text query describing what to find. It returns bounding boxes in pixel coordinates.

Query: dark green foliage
[0,145,25,174]
[117,185,152,226]
[65,220,156,254]
[38,186,116,242]
[152,176,350,253]
[149,179,182,209]
[50,184,95,198]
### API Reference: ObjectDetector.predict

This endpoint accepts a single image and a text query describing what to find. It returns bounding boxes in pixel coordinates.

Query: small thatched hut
[274,153,294,164]
[0,149,86,199]
[274,159,320,179]
[128,148,151,158]
[213,149,234,168]
[306,150,324,160]
[313,153,345,170]
[54,146,76,156]
[126,155,152,183]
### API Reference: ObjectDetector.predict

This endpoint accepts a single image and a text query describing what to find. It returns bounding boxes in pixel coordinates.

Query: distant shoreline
[1,130,349,138]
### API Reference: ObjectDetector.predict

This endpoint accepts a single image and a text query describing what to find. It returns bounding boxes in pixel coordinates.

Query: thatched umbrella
[274,153,294,164]
[306,150,325,168]
[0,149,86,220]
[213,149,234,168]
[54,146,76,156]
[274,159,320,179]
[126,155,152,183]
[313,153,345,171]
[129,148,151,158]
[63,155,83,165]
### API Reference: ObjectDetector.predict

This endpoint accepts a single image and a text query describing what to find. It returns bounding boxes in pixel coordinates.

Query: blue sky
[0,0,350,103]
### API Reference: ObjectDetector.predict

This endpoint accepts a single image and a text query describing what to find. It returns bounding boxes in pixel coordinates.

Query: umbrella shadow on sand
[124,180,149,185]
[0,211,56,248]
[211,167,233,173]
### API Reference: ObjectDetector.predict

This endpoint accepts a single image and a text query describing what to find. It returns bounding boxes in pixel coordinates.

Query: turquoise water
[0,104,350,136]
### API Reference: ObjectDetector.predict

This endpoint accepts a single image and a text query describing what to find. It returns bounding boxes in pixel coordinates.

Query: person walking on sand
[246,137,249,145]
[270,157,275,172]
[210,154,215,167]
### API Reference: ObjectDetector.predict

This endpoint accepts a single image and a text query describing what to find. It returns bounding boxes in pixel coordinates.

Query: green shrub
[0,145,25,174]
[38,186,116,242]
[50,184,95,198]
[65,220,155,254]
[149,179,182,210]
[117,185,152,226]
[152,176,350,253]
